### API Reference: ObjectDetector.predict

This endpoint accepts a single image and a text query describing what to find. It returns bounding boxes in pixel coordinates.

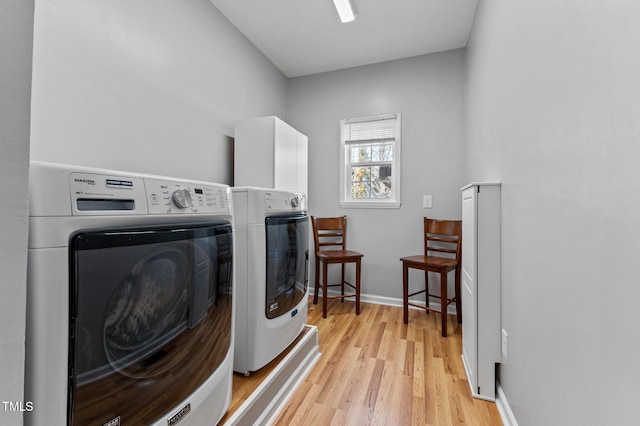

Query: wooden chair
[311,216,364,318]
[400,218,462,337]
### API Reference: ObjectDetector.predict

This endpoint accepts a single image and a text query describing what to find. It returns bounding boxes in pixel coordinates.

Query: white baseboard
[496,383,518,426]
[307,288,458,315]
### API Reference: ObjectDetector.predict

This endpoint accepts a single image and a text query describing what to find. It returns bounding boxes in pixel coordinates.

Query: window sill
[339,201,401,209]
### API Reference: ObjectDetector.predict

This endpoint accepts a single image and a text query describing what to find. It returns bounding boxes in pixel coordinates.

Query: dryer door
[264,215,309,319]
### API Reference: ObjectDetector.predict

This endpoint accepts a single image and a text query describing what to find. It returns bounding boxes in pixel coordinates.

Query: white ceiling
[209,0,479,78]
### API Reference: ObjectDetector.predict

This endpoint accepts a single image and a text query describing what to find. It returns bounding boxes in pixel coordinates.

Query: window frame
[339,113,401,209]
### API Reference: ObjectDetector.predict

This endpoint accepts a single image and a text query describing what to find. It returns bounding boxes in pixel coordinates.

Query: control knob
[172,188,193,209]
[290,195,300,208]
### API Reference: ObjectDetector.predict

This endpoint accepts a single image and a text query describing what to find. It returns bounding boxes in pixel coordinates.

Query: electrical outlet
[423,195,433,209]
[501,329,508,360]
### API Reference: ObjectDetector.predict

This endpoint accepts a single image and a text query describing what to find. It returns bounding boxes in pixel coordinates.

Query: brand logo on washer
[168,403,191,425]
[74,178,96,185]
[106,179,133,188]
[102,416,120,426]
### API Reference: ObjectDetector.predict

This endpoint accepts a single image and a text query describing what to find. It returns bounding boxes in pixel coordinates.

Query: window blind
[344,115,398,143]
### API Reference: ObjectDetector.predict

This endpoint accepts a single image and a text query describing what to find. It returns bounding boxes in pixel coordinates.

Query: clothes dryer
[232,187,308,375]
[25,161,235,426]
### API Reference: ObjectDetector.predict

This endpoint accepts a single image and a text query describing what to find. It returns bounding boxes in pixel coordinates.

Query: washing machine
[25,161,235,426]
[232,187,308,375]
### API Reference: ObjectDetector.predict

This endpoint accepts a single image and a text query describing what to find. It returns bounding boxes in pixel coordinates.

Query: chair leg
[355,259,361,315]
[313,257,320,304]
[341,263,345,301]
[440,269,448,337]
[424,270,430,314]
[402,262,409,324]
[322,261,329,318]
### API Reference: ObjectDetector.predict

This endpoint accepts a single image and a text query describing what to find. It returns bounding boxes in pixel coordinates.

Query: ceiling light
[332,0,356,23]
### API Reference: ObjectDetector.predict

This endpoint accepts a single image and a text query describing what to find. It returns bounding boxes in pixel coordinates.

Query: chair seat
[316,250,364,262]
[400,255,457,269]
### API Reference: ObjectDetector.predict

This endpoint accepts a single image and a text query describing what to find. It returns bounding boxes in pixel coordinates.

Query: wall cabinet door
[461,182,500,401]
[234,116,308,195]
[461,186,478,394]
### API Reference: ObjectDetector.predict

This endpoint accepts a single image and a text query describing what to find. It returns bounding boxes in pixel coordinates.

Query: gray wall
[0,0,33,425]
[465,1,640,424]
[286,51,466,302]
[30,0,287,184]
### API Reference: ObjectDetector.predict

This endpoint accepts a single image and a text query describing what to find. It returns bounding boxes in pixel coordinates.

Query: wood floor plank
[337,352,373,411]
[412,340,425,399]
[364,358,385,411]
[320,345,361,409]
[412,396,426,425]
[331,408,349,425]
[345,404,375,426]
[302,402,336,426]
[276,382,324,425]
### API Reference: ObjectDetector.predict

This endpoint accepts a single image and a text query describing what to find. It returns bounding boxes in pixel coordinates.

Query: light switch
[423,195,432,209]
[502,329,508,360]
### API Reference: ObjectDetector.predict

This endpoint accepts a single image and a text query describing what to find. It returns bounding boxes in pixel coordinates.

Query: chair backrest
[311,216,347,252]
[424,218,462,261]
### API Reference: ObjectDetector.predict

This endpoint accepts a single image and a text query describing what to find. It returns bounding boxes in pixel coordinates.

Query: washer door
[103,246,190,378]
[69,222,233,426]
[264,215,309,319]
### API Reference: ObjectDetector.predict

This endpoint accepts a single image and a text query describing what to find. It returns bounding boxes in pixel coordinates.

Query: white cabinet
[461,182,501,401]
[234,116,308,195]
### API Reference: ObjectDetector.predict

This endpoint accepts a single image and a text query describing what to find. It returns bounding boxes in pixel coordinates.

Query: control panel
[145,178,230,214]
[69,172,230,215]
[264,191,306,212]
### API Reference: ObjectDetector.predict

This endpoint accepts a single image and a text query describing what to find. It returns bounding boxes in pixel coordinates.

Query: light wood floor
[272,298,502,426]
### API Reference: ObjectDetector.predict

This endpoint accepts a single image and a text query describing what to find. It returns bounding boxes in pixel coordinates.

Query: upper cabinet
[234,116,308,195]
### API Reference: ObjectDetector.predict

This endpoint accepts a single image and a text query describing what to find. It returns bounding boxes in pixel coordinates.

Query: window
[339,113,401,208]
